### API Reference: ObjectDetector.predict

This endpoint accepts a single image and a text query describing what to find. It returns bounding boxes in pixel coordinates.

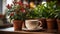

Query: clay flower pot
[46,19,55,30]
[13,20,23,31]
[56,19,60,31]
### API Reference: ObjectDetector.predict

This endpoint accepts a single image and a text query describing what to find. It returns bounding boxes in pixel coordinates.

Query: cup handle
[38,21,42,27]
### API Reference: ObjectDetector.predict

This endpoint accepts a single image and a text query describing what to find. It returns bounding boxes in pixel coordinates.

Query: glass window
[6,0,13,5]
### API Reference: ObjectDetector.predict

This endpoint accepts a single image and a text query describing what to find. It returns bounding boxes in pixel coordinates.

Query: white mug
[25,19,42,30]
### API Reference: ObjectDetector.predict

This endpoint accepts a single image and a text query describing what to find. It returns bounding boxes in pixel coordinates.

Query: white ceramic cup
[25,19,42,30]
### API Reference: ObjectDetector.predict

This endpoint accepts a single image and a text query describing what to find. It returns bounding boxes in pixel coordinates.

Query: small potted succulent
[6,0,29,31]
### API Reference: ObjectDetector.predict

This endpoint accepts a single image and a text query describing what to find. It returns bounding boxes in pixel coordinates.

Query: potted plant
[35,4,47,29]
[25,5,43,29]
[6,0,29,31]
[55,6,60,31]
[44,1,57,31]
[26,6,40,20]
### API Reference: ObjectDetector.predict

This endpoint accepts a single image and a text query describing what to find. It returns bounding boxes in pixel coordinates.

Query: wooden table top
[0,27,59,34]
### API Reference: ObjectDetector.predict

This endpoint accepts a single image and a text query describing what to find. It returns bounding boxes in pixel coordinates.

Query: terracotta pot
[46,19,55,30]
[13,20,23,31]
[57,19,60,31]
[39,18,47,29]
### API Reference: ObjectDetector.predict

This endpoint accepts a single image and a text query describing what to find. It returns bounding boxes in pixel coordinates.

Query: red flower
[20,8,26,13]
[16,1,23,6]
[24,4,29,7]
[6,4,12,9]
[10,12,14,16]
[26,4,29,7]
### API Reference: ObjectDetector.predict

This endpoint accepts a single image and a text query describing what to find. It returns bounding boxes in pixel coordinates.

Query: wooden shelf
[0,27,59,34]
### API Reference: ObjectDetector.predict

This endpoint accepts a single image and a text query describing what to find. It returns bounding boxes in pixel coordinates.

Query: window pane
[6,0,13,5]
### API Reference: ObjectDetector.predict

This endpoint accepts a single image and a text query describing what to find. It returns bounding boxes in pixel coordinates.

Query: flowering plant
[6,1,29,21]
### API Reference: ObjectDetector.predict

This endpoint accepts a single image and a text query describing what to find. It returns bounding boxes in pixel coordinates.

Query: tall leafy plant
[55,6,60,19]
[36,4,46,18]
[44,1,57,19]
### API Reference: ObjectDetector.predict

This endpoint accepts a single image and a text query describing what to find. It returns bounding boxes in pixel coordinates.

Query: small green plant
[36,4,46,18]
[26,4,46,19]
[26,8,39,19]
